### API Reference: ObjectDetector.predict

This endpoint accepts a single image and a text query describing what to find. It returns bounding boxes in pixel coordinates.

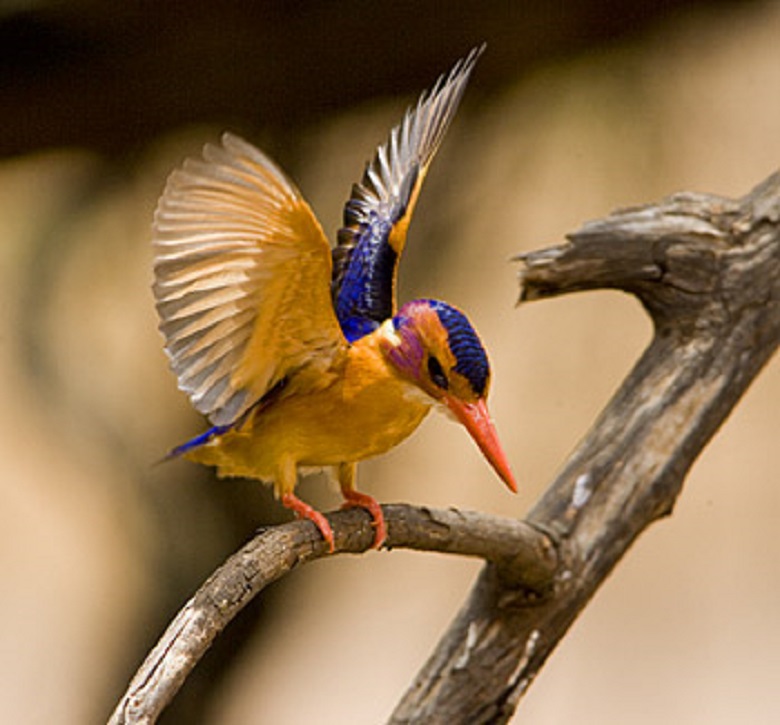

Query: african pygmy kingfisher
[153,46,516,551]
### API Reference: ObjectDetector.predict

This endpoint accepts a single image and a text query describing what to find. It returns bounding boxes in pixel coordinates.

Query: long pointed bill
[444,396,518,493]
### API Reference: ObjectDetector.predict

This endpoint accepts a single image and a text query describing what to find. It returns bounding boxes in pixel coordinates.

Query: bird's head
[379,299,517,493]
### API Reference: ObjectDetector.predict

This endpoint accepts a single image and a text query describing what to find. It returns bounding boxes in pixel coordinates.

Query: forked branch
[109,505,555,724]
[390,173,780,723]
[110,173,779,724]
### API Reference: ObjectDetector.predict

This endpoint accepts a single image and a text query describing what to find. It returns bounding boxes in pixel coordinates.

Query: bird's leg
[337,462,386,549]
[278,458,334,552]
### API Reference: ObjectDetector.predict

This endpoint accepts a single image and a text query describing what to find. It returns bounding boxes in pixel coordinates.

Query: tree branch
[108,505,555,724]
[110,172,779,724]
[389,173,780,723]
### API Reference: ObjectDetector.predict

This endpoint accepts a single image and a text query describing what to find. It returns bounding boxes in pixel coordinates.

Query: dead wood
[110,172,779,724]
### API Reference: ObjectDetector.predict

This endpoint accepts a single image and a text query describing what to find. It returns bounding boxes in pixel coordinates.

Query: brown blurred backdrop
[0,1,778,723]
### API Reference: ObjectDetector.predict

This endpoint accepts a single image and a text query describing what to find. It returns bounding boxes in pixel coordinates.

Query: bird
[152,45,516,552]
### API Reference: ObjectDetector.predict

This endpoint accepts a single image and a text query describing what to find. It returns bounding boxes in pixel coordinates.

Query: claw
[341,489,387,549]
[281,492,335,553]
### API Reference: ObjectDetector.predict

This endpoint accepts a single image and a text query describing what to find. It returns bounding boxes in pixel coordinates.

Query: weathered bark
[389,174,780,723]
[108,506,555,724]
[109,172,779,724]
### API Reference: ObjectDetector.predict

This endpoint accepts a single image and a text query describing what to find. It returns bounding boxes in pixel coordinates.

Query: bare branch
[110,173,779,724]
[389,173,780,723]
[108,505,555,724]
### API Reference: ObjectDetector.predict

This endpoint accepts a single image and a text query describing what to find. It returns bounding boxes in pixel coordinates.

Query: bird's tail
[155,423,233,465]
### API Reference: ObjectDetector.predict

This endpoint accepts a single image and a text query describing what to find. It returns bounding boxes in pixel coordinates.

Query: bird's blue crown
[394,299,490,397]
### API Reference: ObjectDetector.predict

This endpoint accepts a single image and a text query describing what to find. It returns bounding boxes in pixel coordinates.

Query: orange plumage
[153,46,515,551]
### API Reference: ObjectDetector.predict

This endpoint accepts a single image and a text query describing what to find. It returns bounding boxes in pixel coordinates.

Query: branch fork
[111,172,779,725]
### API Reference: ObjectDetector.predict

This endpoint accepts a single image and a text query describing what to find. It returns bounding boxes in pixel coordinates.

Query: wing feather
[331,45,484,341]
[153,132,345,426]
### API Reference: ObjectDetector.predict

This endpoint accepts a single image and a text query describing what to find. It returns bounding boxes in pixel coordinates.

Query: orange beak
[444,396,518,493]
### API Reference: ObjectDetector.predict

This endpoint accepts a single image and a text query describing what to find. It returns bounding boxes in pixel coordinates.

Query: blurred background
[1,1,778,723]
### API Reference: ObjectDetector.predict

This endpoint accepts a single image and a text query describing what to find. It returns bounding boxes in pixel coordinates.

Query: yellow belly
[185,346,431,492]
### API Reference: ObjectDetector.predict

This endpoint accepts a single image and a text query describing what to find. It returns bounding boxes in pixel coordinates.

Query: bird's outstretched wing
[153,133,346,427]
[331,45,483,342]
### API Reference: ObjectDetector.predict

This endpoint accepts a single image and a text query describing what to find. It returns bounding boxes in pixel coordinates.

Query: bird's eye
[427,356,449,390]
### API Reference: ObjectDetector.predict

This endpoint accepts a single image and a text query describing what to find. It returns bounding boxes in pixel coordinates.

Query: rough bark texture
[110,172,779,724]
[108,506,555,724]
[389,174,780,723]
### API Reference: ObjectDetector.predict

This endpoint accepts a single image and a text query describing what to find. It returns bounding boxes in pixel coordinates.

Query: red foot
[281,492,335,553]
[341,490,387,549]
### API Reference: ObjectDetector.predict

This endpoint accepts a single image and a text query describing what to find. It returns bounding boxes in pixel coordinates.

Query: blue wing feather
[333,184,409,341]
[331,46,483,342]
[165,424,233,459]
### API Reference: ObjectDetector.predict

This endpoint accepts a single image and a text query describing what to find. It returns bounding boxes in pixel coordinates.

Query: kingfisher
[152,46,516,552]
